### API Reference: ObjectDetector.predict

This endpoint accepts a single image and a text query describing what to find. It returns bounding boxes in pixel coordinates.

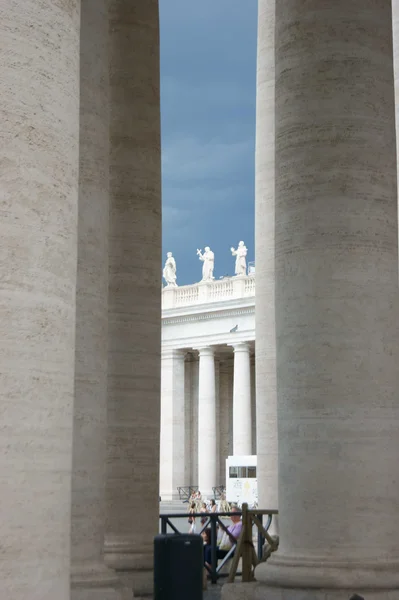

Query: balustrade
[162,275,256,309]
[244,277,255,296]
[175,285,199,306]
[208,279,234,300]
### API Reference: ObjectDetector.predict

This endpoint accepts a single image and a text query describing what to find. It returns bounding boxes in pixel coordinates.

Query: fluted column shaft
[231,343,252,456]
[160,350,186,500]
[0,1,80,598]
[256,0,399,596]
[70,1,122,598]
[254,0,278,514]
[105,0,161,597]
[197,347,217,497]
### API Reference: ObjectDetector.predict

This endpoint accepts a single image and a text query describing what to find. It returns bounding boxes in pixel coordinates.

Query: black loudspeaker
[154,533,203,600]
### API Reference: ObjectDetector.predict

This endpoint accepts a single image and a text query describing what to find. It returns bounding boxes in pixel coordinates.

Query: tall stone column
[159,350,186,501]
[197,347,217,497]
[256,1,399,598]
[219,358,233,482]
[214,357,221,484]
[70,1,122,599]
[231,343,252,456]
[0,2,80,599]
[190,358,200,484]
[254,0,278,514]
[394,1,399,239]
[105,0,161,598]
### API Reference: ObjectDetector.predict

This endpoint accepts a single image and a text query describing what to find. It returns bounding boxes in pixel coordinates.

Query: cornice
[162,305,254,326]
[162,331,255,351]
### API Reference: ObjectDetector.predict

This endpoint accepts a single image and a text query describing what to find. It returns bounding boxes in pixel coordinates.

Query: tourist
[188,501,196,534]
[201,527,212,547]
[204,506,242,567]
[200,501,208,525]
[201,527,212,591]
[210,498,217,513]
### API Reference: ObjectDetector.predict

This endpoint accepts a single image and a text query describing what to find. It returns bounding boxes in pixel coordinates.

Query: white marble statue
[197,246,215,282]
[163,251,177,287]
[231,240,247,276]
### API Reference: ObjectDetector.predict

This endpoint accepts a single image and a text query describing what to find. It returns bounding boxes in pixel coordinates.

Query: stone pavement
[204,582,223,599]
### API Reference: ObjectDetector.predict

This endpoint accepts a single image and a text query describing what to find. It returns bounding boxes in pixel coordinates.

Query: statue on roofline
[231,240,247,276]
[197,246,215,282]
[163,251,177,287]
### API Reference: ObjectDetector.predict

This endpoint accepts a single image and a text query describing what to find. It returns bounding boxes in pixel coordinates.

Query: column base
[104,541,153,598]
[221,583,399,600]
[256,555,399,588]
[104,541,153,571]
[117,570,153,599]
[71,563,131,600]
[254,587,398,600]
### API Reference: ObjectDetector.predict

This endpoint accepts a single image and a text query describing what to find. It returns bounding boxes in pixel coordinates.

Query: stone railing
[162,275,255,309]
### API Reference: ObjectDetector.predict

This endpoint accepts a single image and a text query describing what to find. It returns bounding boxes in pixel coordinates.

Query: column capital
[229,341,251,353]
[194,346,216,357]
[161,348,186,361]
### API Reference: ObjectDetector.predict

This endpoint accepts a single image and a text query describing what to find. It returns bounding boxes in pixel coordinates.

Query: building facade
[160,272,256,500]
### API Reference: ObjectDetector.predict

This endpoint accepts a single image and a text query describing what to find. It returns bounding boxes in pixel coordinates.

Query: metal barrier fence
[212,485,226,499]
[159,505,278,584]
[176,485,226,503]
[176,486,199,502]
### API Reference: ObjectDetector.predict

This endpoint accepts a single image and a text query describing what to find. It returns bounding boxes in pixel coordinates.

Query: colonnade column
[256,1,399,598]
[0,2,80,599]
[70,1,122,598]
[394,1,399,238]
[160,350,186,501]
[231,343,252,456]
[105,0,162,598]
[197,347,217,497]
[254,0,278,516]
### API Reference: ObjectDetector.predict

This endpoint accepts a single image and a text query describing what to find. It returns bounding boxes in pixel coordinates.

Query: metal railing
[176,485,226,503]
[212,485,226,499]
[159,504,278,584]
[176,486,198,502]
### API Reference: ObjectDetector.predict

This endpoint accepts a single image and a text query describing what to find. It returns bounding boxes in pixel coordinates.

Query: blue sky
[160,0,258,286]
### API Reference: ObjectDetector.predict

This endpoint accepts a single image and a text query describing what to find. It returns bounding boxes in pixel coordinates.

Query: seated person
[204,506,242,568]
[201,527,212,554]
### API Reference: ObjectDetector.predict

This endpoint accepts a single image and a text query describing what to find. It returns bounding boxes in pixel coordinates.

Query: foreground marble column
[0,2,80,598]
[159,349,186,500]
[105,0,162,598]
[254,0,278,515]
[256,1,399,598]
[71,1,122,598]
[231,343,252,456]
[197,347,217,497]
[394,1,399,237]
